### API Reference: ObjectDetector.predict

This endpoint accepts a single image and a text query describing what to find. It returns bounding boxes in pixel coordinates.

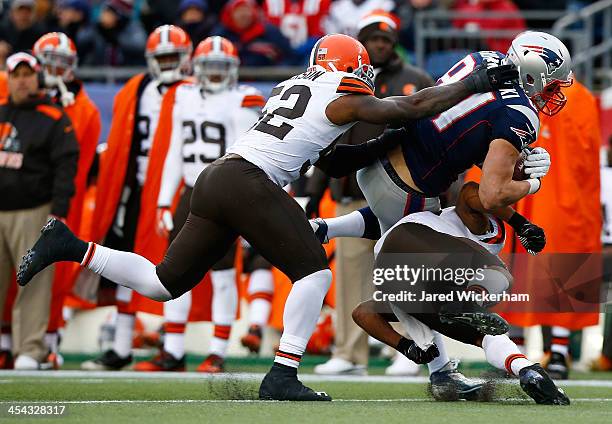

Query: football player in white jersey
[19,33,518,400]
[81,25,193,371]
[352,181,569,405]
[133,36,267,373]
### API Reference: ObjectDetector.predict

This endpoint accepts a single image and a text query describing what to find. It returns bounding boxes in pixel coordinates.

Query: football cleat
[134,350,186,372]
[39,352,63,370]
[439,303,509,335]
[259,363,332,401]
[241,325,263,354]
[0,350,14,370]
[81,350,132,371]
[429,359,483,401]
[17,218,87,287]
[197,354,225,373]
[519,364,570,405]
[544,351,570,380]
[309,218,329,244]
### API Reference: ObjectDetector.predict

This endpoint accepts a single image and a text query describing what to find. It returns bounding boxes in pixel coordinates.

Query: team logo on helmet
[521,44,564,75]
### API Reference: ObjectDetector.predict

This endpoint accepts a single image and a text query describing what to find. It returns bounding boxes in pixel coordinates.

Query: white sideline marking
[1,370,612,388]
[0,398,610,405]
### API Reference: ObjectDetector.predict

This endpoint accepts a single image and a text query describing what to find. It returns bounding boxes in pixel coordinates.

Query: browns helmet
[193,36,239,93]
[145,25,192,84]
[309,33,375,90]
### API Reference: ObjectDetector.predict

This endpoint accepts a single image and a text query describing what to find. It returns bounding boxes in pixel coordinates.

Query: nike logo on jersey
[510,121,536,148]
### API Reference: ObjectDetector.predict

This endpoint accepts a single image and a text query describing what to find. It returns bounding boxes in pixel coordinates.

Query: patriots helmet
[506,31,573,116]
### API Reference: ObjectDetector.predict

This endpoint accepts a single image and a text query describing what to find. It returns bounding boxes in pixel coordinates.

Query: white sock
[427,332,450,374]
[551,326,570,356]
[211,269,238,325]
[163,291,191,359]
[325,211,365,239]
[165,332,185,358]
[482,334,533,375]
[62,306,75,323]
[0,333,12,351]
[82,243,172,301]
[209,331,231,358]
[44,332,59,354]
[248,269,274,326]
[274,269,332,368]
[112,313,135,358]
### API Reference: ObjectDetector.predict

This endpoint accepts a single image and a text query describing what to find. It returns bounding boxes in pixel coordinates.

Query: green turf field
[1,370,611,424]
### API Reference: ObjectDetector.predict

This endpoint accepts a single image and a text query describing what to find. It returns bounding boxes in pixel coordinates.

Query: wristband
[508,212,528,231]
[527,178,541,194]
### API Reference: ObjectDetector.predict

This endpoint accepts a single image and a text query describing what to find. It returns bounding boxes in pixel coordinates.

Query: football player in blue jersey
[310,31,572,400]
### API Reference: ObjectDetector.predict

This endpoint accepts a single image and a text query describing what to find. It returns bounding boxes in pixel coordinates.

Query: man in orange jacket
[32,32,102,368]
[79,25,193,371]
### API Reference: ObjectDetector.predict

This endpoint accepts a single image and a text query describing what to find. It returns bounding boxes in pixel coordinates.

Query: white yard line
[0,398,610,405]
[1,370,612,388]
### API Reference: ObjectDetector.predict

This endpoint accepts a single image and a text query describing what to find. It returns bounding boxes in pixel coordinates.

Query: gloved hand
[509,212,546,255]
[523,147,551,179]
[463,63,519,93]
[156,207,174,238]
[397,337,440,364]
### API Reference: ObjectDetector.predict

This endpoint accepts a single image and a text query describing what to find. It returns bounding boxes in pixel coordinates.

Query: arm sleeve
[50,114,79,217]
[157,101,184,207]
[315,128,406,178]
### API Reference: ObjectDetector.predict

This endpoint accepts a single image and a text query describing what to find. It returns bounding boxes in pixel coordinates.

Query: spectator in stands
[0,52,78,370]
[54,0,97,65]
[324,0,394,37]
[393,0,439,53]
[263,0,331,65]
[214,0,292,66]
[176,0,215,45]
[93,0,147,66]
[452,0,526,52]
[0,0,46,67]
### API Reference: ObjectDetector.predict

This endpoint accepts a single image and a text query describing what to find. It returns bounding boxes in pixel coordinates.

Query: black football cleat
[17,218,87,286]
[519,364,570,405]
[440,303,509,336]
[429,360,483,401]
[81,350,133,371]
[259,364,332,401]
[545,352,570,380]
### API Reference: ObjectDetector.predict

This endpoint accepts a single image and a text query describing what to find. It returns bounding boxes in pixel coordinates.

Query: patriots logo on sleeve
[521,45,564,75]
[510,121,537,148]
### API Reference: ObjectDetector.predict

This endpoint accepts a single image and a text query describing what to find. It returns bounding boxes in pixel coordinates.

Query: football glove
[397,337,440,364]
[156,207,174,238]
[463,63,519,93]
[509,212,546,255]
[523,147,551,179]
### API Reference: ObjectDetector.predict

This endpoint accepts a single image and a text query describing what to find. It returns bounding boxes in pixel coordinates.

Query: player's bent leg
[200,248,238,373]
[17,217,173,301]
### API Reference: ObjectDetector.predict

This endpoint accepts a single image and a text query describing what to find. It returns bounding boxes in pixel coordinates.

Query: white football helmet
[506,31,573,116]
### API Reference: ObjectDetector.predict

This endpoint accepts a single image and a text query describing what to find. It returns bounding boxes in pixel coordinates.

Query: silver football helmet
[506,31,573,116]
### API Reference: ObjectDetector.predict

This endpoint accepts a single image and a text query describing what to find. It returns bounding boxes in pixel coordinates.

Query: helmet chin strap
[45,74,75,107]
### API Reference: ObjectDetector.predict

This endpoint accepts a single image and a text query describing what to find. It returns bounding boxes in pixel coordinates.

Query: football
[513,149,529,181]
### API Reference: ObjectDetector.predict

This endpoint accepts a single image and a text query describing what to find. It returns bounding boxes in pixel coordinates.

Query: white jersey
[602,166,612,244]
[157,84,263,206]
[228,66,373,187]
[135,80,164,186]
[374,207,506,258]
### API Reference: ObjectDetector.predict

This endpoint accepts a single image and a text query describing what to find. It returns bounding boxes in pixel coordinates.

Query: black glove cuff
[508,212,529,231]
[396,337,413,355]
